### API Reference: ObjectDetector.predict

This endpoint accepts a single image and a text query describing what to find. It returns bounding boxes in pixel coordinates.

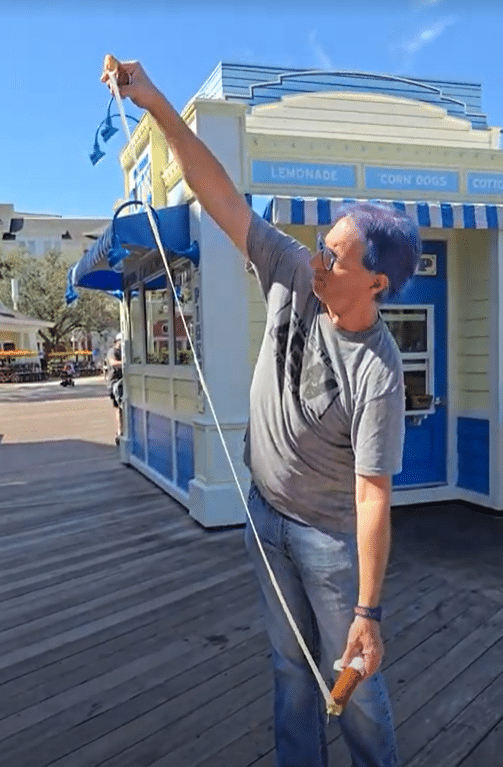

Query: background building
[0,202,109,261]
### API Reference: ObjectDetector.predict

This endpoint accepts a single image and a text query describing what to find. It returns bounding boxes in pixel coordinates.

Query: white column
[188,100,251,527]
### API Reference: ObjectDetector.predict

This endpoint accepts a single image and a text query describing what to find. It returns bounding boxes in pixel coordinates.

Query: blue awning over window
[263,196,503,230]
[66,204,198,303]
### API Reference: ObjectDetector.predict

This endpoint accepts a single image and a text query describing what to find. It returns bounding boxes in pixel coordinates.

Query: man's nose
[310,251,322,269]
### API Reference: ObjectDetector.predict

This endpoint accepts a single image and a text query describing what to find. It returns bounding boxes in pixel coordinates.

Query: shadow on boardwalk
[0,431,502,766]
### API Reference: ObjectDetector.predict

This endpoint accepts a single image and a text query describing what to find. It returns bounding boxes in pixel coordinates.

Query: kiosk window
[128,290,143,365]
[145,289,170,365]
[173,262,194,366]
[382,306,434,413]
[382,308,427,353]
[403,366,432,410]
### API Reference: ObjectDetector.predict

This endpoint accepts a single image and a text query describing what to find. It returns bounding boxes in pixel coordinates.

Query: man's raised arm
[101,56,252,257]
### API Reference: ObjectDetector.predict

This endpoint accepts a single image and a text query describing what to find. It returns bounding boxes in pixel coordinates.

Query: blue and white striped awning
[66,204,198,304]
[263,197,503,229]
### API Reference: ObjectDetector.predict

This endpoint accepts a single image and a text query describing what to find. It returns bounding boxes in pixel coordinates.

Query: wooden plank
[104,688,273,767]
[0,565,249,687]
[0,484,187,532]
[0,551,249,652]
[383,589,495,670]
[0,561,253,674]
[1,591,263,732]
[0,491,170,538]
[0,598,264,751]
[0,529,242,624]
[404,660,503,766]
[0,537,182,604]
[458,714,503,766]
[382,574,449,623]
[0,577,258,715]
[392,605,503,726]
[198,721,276,767]
[3,652,271,767]
[2,636,270,766]
[0,548,250,658]
[0,514,192,589]
[0,523,221,607]
[0,525,187,596]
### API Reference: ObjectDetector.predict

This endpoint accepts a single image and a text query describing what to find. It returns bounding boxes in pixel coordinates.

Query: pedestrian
[39,351,48,380]
[102,57,421,767]
[107,332,123,445]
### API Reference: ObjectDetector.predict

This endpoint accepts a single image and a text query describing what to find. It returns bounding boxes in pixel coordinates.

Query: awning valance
[263,196,503,230]
[66,203,199,303]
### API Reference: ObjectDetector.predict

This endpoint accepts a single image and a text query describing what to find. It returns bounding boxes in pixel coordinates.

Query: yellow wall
[173,377,198,414]
[246,92,499,149]
[128,374,144,407]
[120,113,169,208]
[0,330,20,343]
[455,230,490,410]
[128,373,198,417]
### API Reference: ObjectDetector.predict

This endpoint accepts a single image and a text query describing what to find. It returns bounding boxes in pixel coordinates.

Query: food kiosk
[68,64,503,525]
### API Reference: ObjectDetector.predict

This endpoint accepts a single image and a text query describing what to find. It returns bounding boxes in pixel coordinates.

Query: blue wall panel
[175,421,194,493]
[130,406,145,462]
[147,412,173,481]
[457,418,490,495]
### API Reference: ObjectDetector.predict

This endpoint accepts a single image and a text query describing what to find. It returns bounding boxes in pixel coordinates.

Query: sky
[2,0,503,219]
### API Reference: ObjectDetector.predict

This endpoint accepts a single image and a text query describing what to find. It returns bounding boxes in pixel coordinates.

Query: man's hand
[340,616,384,678]
[99,54,252,256]
[101,55,163,112]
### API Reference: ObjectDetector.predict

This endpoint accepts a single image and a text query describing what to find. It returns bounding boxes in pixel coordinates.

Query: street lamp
[100,98,119,142]
[89,100,139,166]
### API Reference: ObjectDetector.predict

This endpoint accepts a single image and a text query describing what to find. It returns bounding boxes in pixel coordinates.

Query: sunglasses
[316,233,338,271]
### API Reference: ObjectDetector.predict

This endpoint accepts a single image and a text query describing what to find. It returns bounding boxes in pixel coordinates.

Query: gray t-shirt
[244,212,405,534]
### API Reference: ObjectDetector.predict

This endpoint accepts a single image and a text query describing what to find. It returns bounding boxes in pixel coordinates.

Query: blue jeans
[245,483,400,767]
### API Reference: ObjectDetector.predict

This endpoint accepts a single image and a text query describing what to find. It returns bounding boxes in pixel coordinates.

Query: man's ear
[371,273,389,296]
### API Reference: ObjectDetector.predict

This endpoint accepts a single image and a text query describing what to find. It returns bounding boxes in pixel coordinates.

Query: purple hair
[332,202,422,300]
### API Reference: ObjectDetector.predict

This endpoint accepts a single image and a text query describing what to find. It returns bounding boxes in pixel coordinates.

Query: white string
[107,70,336,715]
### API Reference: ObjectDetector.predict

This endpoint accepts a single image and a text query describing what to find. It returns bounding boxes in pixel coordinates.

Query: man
[102,57,421,767]
[107,332,123,445]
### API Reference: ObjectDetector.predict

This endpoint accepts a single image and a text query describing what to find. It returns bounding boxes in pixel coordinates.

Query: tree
[0,257,13,280]
[0,248,119,354]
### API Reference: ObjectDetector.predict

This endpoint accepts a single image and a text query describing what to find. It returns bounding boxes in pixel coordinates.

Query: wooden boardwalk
[1,385,503,766]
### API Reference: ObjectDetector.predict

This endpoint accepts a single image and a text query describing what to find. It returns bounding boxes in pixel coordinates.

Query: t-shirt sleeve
[246,210,311,298]
[351,385,405,477]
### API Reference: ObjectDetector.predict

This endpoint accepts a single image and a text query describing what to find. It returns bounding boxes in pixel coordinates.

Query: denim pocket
[248,481,259,503]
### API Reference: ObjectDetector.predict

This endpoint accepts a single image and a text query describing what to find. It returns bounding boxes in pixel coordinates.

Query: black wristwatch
[354,605,382,622]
